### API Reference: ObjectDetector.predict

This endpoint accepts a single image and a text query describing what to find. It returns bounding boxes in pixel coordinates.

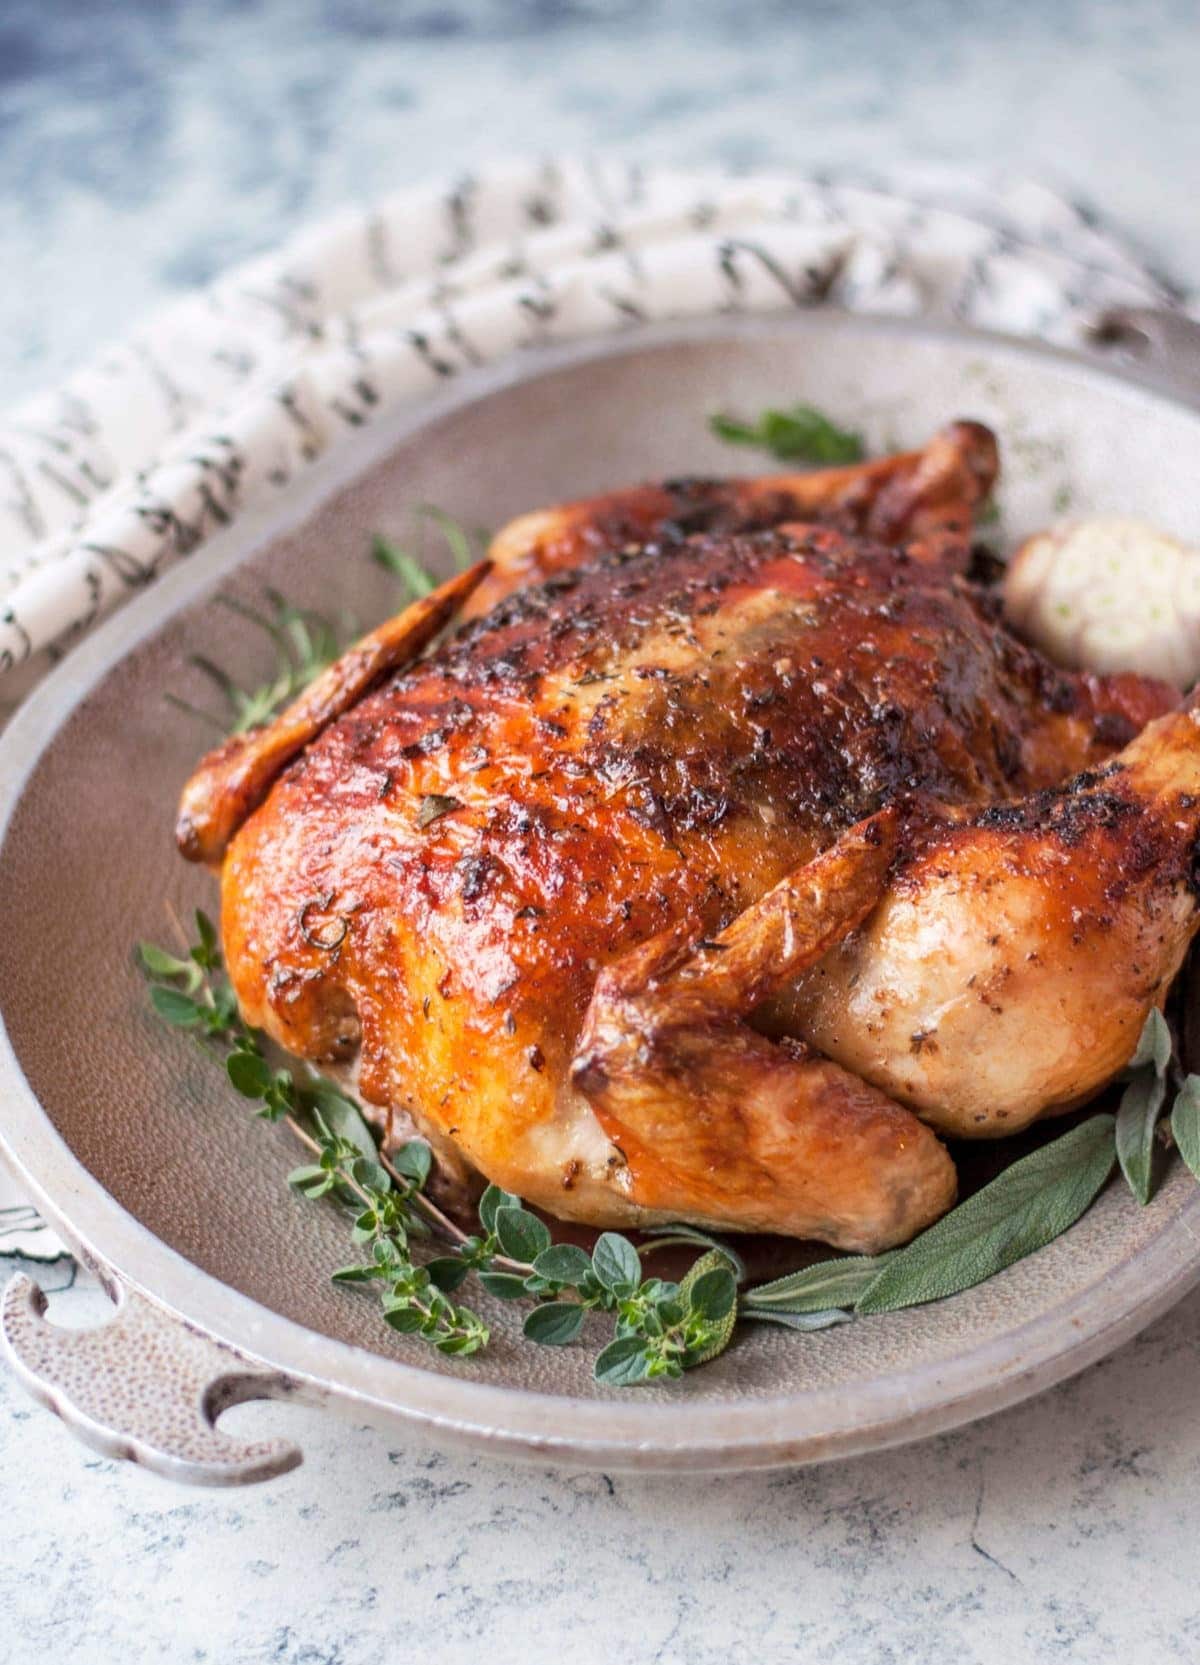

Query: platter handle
[0,1273,302,1486]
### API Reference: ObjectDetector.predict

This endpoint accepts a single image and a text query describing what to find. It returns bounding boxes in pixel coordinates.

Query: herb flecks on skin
[709,404,865,465]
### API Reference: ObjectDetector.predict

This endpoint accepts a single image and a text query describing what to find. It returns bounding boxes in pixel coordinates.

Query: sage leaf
[1129,1007,1172,1075]
[494,1205,551,1263]
[1116,1070,1167,1205]
[743,1253,893,1313]
[638,1224,747,1282]
[523,1302,585,1346]
[591,1232,642,1296]
[685,1265,737,1323]
[740,1307,852,1332]
[532,1243,593,1286]
[678,1249,739,1365]
[856,1114,1117,1315]
[1171,1076,1200,1181]
[594,1334,651,1386]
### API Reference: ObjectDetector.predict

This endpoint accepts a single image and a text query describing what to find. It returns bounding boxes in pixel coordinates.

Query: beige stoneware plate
[3,312,1200,1485]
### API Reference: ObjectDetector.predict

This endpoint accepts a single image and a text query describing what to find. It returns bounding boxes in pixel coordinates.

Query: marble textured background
[4,2,1200,1661]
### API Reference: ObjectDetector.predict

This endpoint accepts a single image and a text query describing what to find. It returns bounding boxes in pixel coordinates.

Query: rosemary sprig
[167,590,347,736]
[169,511,483,741]
[373,505,485,600]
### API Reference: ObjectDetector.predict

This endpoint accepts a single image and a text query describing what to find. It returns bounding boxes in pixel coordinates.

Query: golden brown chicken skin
[187,428,1189,1251]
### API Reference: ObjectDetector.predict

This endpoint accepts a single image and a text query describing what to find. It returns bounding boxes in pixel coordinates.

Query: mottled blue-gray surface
[4,3,1200,1661]
[4,0,1200,406]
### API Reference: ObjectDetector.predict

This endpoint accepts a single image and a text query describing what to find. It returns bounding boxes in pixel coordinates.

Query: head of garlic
[1003,516,1200,689]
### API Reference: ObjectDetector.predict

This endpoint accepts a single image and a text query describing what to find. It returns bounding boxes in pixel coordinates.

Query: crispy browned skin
[186,422,1190,1250]
[177,563,491,865]
[467,420,998,615]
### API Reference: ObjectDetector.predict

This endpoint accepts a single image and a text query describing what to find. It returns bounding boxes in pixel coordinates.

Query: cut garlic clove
[1003,517,1200,687]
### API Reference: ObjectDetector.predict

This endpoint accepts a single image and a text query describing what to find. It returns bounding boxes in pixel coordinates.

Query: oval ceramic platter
[3,312,1200,1483]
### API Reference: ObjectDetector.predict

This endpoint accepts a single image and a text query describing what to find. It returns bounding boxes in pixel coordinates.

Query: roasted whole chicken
[177,421,1200,1253]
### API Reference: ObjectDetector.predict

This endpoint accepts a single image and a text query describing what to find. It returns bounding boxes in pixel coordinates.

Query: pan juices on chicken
[177,421,1200,1254]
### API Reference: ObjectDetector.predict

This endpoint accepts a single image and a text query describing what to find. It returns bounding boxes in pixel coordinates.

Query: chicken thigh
[178,423,1193,1252]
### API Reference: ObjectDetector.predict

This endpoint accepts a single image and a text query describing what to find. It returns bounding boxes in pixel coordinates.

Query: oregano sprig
[138,915,739,1383]
[142,926,1200,1384]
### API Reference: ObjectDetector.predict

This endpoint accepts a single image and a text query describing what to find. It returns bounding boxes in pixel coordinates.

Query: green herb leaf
[383,1305,428,1334]
[194,908,219,962]
[138,941,195,980]
[417,505,477,573]
[390,1141,433,1187]
[740,1307,852,1332]
[743,1253,893,1313]
[1116,1070,1167,1205]
[331,1264,383,1284]
[523,1301,585,1346]
[532,1243,593,1286]
[593,1334,651,1386]
[372,535,436,599]
[638,1224,747,1282]
[685,1265,737,1322]
[1171,1076,1200,1181]
[709,404,864,465]
[149,985,203,1027]
[426,1256,471,1293]
[352,1156,393,1197]
[305,1080,378,1161]
[677,1249,739,1365]
[591,1232,643,1296]
[1129,1007,1172,1075]
[493,1205,551,1263]
[856,1114,1117,1315]
[226,1050,272,1099]
[478,1271,530,1301]
[479,1183,521,1235]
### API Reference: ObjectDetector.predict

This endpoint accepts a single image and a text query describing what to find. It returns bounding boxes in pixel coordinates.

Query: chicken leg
[572,810,957,1251]
[771,702,1200,1135]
